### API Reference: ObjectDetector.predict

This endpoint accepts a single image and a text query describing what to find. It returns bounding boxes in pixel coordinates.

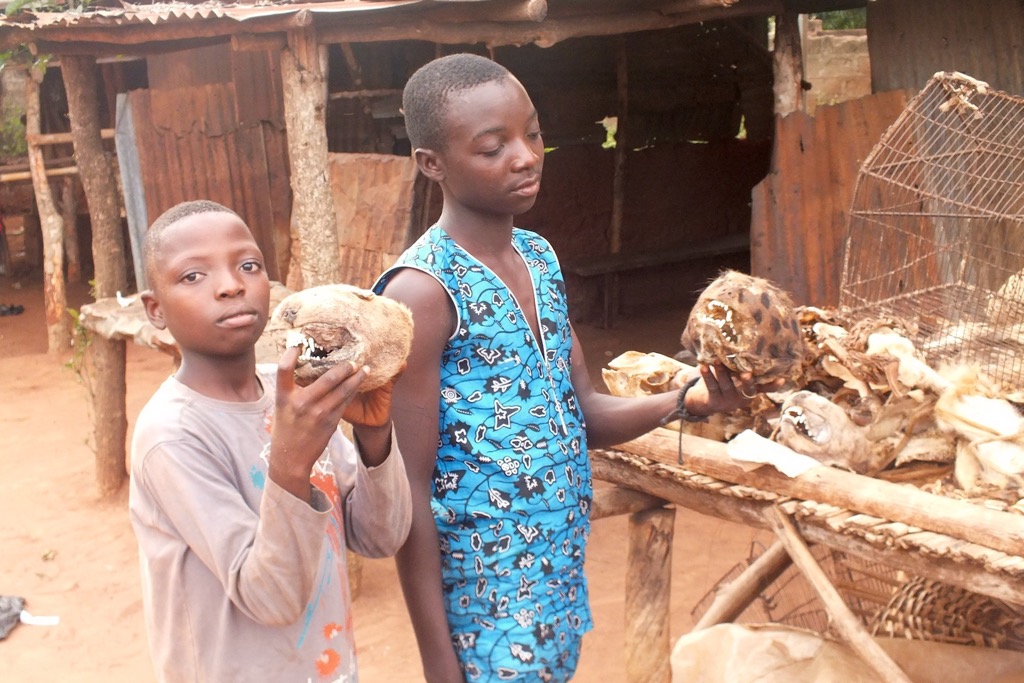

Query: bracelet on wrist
[660,375,709,426]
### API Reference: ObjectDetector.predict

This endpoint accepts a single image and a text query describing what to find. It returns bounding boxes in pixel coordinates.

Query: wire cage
[840,72,1024,391]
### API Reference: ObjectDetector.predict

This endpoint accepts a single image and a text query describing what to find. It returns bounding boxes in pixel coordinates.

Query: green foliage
[5,0,95,15]
[0,108,26,158]
[65,306,97,452]
[814,8,867,30]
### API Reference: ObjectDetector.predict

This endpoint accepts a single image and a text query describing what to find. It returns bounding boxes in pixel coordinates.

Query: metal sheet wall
[750,90,911,307]
[128,84,292,282]
[869,0,1024,96]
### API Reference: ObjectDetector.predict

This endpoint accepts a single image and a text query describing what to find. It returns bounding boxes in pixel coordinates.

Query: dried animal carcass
[267,284,413,390]
[777,390,877,475]
[679,270,809,387]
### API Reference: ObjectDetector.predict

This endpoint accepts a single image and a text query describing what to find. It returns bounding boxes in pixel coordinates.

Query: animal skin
[777,390,876,474]
[680,270,808,386]
[266,284,413,391]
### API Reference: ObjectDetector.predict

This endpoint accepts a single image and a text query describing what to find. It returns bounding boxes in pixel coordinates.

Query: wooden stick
[625,506,674,683]
[767,507,913,683]
[27,128,114,145]
[592,486,667,521]
[0,166,79,183]
[691,541,792,631]
[616,427,1024,558]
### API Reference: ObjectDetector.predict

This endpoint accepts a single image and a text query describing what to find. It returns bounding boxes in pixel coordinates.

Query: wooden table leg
[767,506,913,683]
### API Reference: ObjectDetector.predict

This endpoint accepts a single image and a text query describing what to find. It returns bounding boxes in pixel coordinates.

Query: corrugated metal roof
[2,0,428,29]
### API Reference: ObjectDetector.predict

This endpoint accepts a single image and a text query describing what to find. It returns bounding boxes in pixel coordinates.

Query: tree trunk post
[62,54,129,497]
[281,24,340,289]
[772,11,804,116]
[62,176,81,284]
[625,505,674,683]
[25,64,71,354]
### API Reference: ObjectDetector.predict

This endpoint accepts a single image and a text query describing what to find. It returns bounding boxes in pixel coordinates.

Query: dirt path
[0,273,770,682]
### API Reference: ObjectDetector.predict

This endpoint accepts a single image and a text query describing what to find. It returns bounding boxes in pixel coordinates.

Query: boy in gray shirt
[129,200,411,682]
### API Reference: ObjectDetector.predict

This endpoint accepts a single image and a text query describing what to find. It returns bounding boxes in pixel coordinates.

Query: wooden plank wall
[318,153,418,290]
[749,90,910,307]
[127,84,292,282]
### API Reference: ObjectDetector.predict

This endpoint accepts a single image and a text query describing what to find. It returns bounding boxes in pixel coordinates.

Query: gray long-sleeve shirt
[128,366,411,682]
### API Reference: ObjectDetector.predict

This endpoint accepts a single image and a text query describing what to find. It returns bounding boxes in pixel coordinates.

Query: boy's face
[142,211,270,360]
[424,76,544,218]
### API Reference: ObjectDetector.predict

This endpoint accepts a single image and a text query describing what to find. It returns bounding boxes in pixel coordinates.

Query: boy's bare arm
[382,270,466,682]
[568,327,763,449]
[269,346,371,504]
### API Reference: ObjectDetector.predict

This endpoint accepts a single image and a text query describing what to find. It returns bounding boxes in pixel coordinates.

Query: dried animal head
[680,270,808,386]
[777,390,875,474]
[267,284,413,391]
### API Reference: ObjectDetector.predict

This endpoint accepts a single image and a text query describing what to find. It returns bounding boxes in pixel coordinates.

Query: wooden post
[767,507,913,683]
[62,54,129,497]
[281,25,340,288]
[25,62,71,353]
[61,177,81,284]
[280,27,361,590]
[691,541,792,630]
[625,506,674,683]
[592,485,666,520]
[604,38,629,328]
[772,11,804,116]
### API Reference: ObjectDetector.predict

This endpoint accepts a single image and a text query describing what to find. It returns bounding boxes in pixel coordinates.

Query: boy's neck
[175,352,262,402]
[437,208,515,258]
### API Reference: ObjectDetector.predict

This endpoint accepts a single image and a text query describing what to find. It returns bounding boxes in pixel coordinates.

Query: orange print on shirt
[316,648,341,677]
[310,469,340,503]
[322,621,346,640]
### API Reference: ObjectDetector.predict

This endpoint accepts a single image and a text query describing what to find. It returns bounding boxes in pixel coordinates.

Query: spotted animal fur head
[680,270,808,385]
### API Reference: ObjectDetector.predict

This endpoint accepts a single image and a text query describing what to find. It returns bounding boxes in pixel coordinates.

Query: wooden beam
[3,0,783,54]
[691,541,792,630]
[231,32,285,53]
[590,448,1024,606]
[27,129,114,145]
[0,165,79,183]
[427,0,548,23]
[318,1,783,48]
[592,485,667,520]
[767,507,913,683]
[27,35,231,57]
[615,428,1024,559]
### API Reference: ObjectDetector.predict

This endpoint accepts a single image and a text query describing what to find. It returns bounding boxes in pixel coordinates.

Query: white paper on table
[20,610,60,626]
[725,429,824,478]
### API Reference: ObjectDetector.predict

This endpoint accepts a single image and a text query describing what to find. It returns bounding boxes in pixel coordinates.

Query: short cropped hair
[402,53,511,151]
[143,200,240,287]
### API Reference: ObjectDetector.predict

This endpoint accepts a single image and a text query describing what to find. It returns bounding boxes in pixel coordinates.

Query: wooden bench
[562,232,750,327]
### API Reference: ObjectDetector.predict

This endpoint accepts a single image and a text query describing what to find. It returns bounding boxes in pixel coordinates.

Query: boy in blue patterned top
[374,53,763,682]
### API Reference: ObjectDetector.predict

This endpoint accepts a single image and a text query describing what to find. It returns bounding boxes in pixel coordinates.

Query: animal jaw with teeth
[268,284,413,390]
[680,270,809,385]
[777,390,876,474]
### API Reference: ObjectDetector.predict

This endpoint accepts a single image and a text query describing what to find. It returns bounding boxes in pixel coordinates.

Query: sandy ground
[0,272,771,682]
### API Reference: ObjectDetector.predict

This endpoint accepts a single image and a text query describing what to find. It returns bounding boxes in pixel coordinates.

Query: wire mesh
[690,542,902,637]
[840,72,1024,391]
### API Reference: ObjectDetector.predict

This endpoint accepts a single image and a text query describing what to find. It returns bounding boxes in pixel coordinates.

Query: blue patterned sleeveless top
[374,225,593,680]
